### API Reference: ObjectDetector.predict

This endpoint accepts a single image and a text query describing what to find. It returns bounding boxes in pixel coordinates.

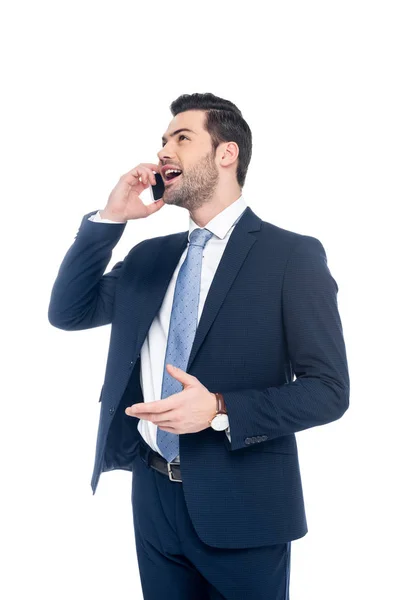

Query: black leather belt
[139,439,182,482]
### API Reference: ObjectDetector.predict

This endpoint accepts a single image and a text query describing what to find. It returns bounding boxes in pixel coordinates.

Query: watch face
[211,413,229,431]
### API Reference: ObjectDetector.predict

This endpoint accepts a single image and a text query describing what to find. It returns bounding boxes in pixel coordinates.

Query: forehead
[162,110,206,141]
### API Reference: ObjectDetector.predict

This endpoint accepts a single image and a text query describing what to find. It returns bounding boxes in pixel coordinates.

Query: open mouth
[164,169,183,185]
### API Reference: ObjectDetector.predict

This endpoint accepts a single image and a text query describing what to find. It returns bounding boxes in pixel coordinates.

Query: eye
[161,135,189,148]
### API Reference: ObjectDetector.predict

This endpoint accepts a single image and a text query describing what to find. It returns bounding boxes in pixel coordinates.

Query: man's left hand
[125,364,216,434]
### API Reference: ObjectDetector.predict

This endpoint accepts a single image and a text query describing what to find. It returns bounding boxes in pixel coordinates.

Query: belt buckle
[167,461,182,483]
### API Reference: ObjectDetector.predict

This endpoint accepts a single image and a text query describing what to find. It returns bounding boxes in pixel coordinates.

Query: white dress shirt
[89,195,248,460]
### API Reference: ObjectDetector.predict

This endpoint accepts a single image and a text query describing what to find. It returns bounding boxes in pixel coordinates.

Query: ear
[220,141,239,167]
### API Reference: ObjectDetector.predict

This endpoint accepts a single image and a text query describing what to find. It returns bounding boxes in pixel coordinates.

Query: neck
[190,190,242,228]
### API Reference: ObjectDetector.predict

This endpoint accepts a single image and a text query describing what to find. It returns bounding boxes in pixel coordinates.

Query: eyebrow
[161,128,196,143]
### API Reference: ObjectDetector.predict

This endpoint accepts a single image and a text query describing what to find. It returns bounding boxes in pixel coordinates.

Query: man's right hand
[100,163,165,222]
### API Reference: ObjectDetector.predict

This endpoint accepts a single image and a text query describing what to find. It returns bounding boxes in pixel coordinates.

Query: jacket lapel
[134,206,261,371]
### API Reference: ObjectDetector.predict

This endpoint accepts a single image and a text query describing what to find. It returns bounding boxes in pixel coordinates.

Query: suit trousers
[131,439,291,600]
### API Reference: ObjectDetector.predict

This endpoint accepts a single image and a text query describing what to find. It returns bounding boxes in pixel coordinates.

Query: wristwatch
[208,392,229,431]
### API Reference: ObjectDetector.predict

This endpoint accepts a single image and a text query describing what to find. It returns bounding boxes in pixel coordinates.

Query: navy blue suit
[48,206,349,553]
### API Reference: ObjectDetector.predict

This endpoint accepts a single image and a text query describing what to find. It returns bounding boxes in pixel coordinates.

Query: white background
[1,1,399,598]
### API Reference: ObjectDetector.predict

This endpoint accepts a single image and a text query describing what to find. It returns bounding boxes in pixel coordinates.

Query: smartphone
[148,172,165,202]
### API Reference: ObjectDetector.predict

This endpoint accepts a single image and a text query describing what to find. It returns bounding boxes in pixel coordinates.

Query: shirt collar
[187,195,248,241]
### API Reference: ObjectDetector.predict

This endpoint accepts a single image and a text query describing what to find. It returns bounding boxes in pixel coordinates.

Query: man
[48,92,350,599]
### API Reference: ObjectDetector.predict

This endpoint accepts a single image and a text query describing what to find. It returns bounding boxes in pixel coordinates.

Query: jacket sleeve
[222,235,350,451]
[48,210,140,331]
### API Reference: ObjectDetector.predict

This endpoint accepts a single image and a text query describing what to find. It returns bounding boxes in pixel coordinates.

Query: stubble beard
[163,150,219,212]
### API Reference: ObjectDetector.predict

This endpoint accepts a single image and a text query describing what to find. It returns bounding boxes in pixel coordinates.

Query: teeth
[165,169,182,176]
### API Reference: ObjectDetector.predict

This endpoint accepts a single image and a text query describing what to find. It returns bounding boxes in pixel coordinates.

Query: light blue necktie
[157,226,214,462]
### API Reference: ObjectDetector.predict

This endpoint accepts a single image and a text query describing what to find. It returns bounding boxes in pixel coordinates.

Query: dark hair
[169,92,252,188]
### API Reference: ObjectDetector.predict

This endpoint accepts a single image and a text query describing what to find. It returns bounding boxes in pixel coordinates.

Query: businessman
[48,92,350,599]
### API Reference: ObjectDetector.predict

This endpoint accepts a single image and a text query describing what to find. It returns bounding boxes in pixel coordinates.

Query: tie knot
[189,227,213,249]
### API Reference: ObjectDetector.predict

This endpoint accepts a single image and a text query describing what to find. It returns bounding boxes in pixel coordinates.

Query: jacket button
[109,407,115,415]
[129,355,140,368]
[244,437,252,445]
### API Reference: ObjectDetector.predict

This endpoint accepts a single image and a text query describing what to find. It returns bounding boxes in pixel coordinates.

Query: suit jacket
[48,205,350,549]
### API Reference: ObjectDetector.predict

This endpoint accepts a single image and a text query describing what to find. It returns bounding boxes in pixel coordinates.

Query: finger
[122,169,144,185]
[124,167,154,186]
[145,167,158,186]
[150,415,176,425]
[140,163,161,172]
[138,399,176,414]
[132,165,159,186]
[138,167,154,185]
[127,405,172,418]
[134,168,150,185]
[145,197,165,214]
[137,407,175,419]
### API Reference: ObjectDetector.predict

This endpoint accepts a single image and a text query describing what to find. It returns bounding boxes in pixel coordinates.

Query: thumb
[167,364,195,386]
[147,198,165,214]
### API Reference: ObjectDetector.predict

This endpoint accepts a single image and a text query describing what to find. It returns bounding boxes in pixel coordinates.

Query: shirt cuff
[88,211,127,224]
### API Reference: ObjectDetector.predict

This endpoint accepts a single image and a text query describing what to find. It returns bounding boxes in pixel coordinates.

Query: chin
[162,188,178,203]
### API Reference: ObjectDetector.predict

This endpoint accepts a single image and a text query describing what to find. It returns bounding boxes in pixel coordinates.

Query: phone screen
[150,172,165,201]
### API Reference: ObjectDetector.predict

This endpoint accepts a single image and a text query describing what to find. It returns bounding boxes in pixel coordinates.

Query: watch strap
[215,392,227,414]
[208,392,227,426]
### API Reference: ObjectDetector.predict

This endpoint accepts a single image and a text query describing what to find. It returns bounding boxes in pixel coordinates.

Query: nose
[157,143,176,165]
